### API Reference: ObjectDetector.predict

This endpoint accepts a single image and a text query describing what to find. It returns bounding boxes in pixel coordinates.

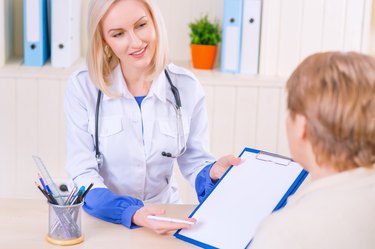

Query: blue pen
[38,173,47,190]
[44,185,59,204]
[45,184,53,195]
[43,185,58,205]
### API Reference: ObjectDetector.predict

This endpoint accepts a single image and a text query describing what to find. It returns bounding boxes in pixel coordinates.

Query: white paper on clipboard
[175,148,307,249]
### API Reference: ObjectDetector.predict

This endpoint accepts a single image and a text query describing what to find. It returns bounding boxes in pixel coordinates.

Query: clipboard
[174,147,308,249]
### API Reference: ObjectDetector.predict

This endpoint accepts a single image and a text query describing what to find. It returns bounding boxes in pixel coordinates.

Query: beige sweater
[251,167,375,249]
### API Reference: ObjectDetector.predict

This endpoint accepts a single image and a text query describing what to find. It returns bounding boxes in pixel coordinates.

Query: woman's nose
[128,31,142,47]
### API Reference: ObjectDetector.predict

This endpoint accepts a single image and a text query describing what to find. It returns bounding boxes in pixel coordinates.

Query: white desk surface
[0,198,199,249]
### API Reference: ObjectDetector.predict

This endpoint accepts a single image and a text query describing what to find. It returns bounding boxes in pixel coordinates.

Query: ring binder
[220,0,244,73]
[51,0,81,68]
[23,0,49,66]
[240,0,262,75]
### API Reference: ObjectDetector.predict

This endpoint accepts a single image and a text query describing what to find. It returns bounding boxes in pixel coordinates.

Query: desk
[0,198,199,249]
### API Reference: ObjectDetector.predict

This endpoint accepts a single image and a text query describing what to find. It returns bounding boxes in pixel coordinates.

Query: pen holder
[46,200,84,246]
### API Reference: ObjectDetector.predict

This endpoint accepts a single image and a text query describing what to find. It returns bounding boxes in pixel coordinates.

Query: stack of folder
[220,0,262,75]
[23,0,81,67]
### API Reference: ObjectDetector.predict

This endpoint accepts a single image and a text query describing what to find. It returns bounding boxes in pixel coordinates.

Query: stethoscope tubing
[94,68,185,166]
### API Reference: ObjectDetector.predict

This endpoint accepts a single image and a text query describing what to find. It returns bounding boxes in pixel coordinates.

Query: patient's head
[286,51,375,172]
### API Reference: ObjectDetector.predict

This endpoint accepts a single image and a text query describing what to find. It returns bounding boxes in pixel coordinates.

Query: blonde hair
[286,51,375,171]
[86,0,169,96]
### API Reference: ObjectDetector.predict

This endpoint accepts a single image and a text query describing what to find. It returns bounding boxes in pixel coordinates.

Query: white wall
[260,0,373,77]
[371,0,375,54]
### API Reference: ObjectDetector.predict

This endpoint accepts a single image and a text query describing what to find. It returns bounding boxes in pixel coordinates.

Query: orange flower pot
[191,44,217,70]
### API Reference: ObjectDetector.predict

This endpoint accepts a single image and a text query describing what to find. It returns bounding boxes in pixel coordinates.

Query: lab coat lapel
[143,70,168,157]
[102,65,134,101]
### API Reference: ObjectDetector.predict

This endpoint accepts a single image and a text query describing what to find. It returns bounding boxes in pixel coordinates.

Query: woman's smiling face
[101,0,156,71]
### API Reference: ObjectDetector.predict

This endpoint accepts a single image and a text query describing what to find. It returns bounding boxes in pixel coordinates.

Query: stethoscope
[94,69,187,167]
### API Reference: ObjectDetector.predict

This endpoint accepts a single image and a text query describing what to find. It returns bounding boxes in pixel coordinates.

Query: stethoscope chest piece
[96,153,103,167]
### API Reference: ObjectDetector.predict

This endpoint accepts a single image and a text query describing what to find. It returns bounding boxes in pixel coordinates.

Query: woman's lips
[130,45,148,58]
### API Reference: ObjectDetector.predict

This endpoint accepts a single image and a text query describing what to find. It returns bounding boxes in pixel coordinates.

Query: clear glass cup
[46,200,84,245]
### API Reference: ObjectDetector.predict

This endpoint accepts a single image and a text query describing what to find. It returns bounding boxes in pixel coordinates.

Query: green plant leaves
[189,15,221,45]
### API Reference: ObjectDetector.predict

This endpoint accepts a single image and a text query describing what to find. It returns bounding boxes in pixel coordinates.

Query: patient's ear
[295,114,307,141]
[286,112,309,164]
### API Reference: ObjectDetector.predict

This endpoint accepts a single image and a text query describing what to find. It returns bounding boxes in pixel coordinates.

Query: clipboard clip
[255,151,291,166]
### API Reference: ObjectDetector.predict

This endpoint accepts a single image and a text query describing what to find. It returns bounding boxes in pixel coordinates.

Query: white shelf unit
[0,0,374,202]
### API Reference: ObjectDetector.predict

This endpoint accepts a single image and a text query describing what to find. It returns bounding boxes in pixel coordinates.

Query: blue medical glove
[83,188,144,228]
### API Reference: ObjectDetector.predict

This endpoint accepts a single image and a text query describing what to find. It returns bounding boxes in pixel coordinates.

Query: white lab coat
[64,63,215,203]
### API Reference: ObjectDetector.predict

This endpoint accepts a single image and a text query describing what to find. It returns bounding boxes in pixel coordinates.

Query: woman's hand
[132,206,196,234]
[209,155,241,181]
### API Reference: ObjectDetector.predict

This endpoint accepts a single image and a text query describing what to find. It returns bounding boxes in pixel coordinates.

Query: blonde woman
[251,52,375,248]
[64,0,239,234]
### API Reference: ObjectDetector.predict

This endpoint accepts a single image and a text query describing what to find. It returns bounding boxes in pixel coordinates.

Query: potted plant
[189,15,221,70]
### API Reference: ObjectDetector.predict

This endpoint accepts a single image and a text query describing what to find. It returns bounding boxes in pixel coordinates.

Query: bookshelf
[1,0,374,73]
[0,0,374,201]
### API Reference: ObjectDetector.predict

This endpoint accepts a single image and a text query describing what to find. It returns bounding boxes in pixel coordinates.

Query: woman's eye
[138,22,147,28]
[113,32,123,38]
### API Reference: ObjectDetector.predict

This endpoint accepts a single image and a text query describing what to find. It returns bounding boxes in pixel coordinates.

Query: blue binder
[220,0,244,73]
[23,0,49,66]
[175,147,308,249]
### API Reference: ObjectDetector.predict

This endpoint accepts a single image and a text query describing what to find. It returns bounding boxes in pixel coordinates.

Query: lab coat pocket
[158,117,190,138]
[88,116,123,137]
[88,116,124,156]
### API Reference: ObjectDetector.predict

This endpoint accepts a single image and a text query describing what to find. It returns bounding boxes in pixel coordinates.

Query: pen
[32,155,64,205]
[70,186,85,205]
[38,173,47,190]
[64,186,77,205]
[45,185,58,204]
[35,182,58,204]
[73,190,83,205]
[81,183,94,199]
[45,184,53,195]
[46,192,58,205]
[35,181,50,200]
[147,215,196,225]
